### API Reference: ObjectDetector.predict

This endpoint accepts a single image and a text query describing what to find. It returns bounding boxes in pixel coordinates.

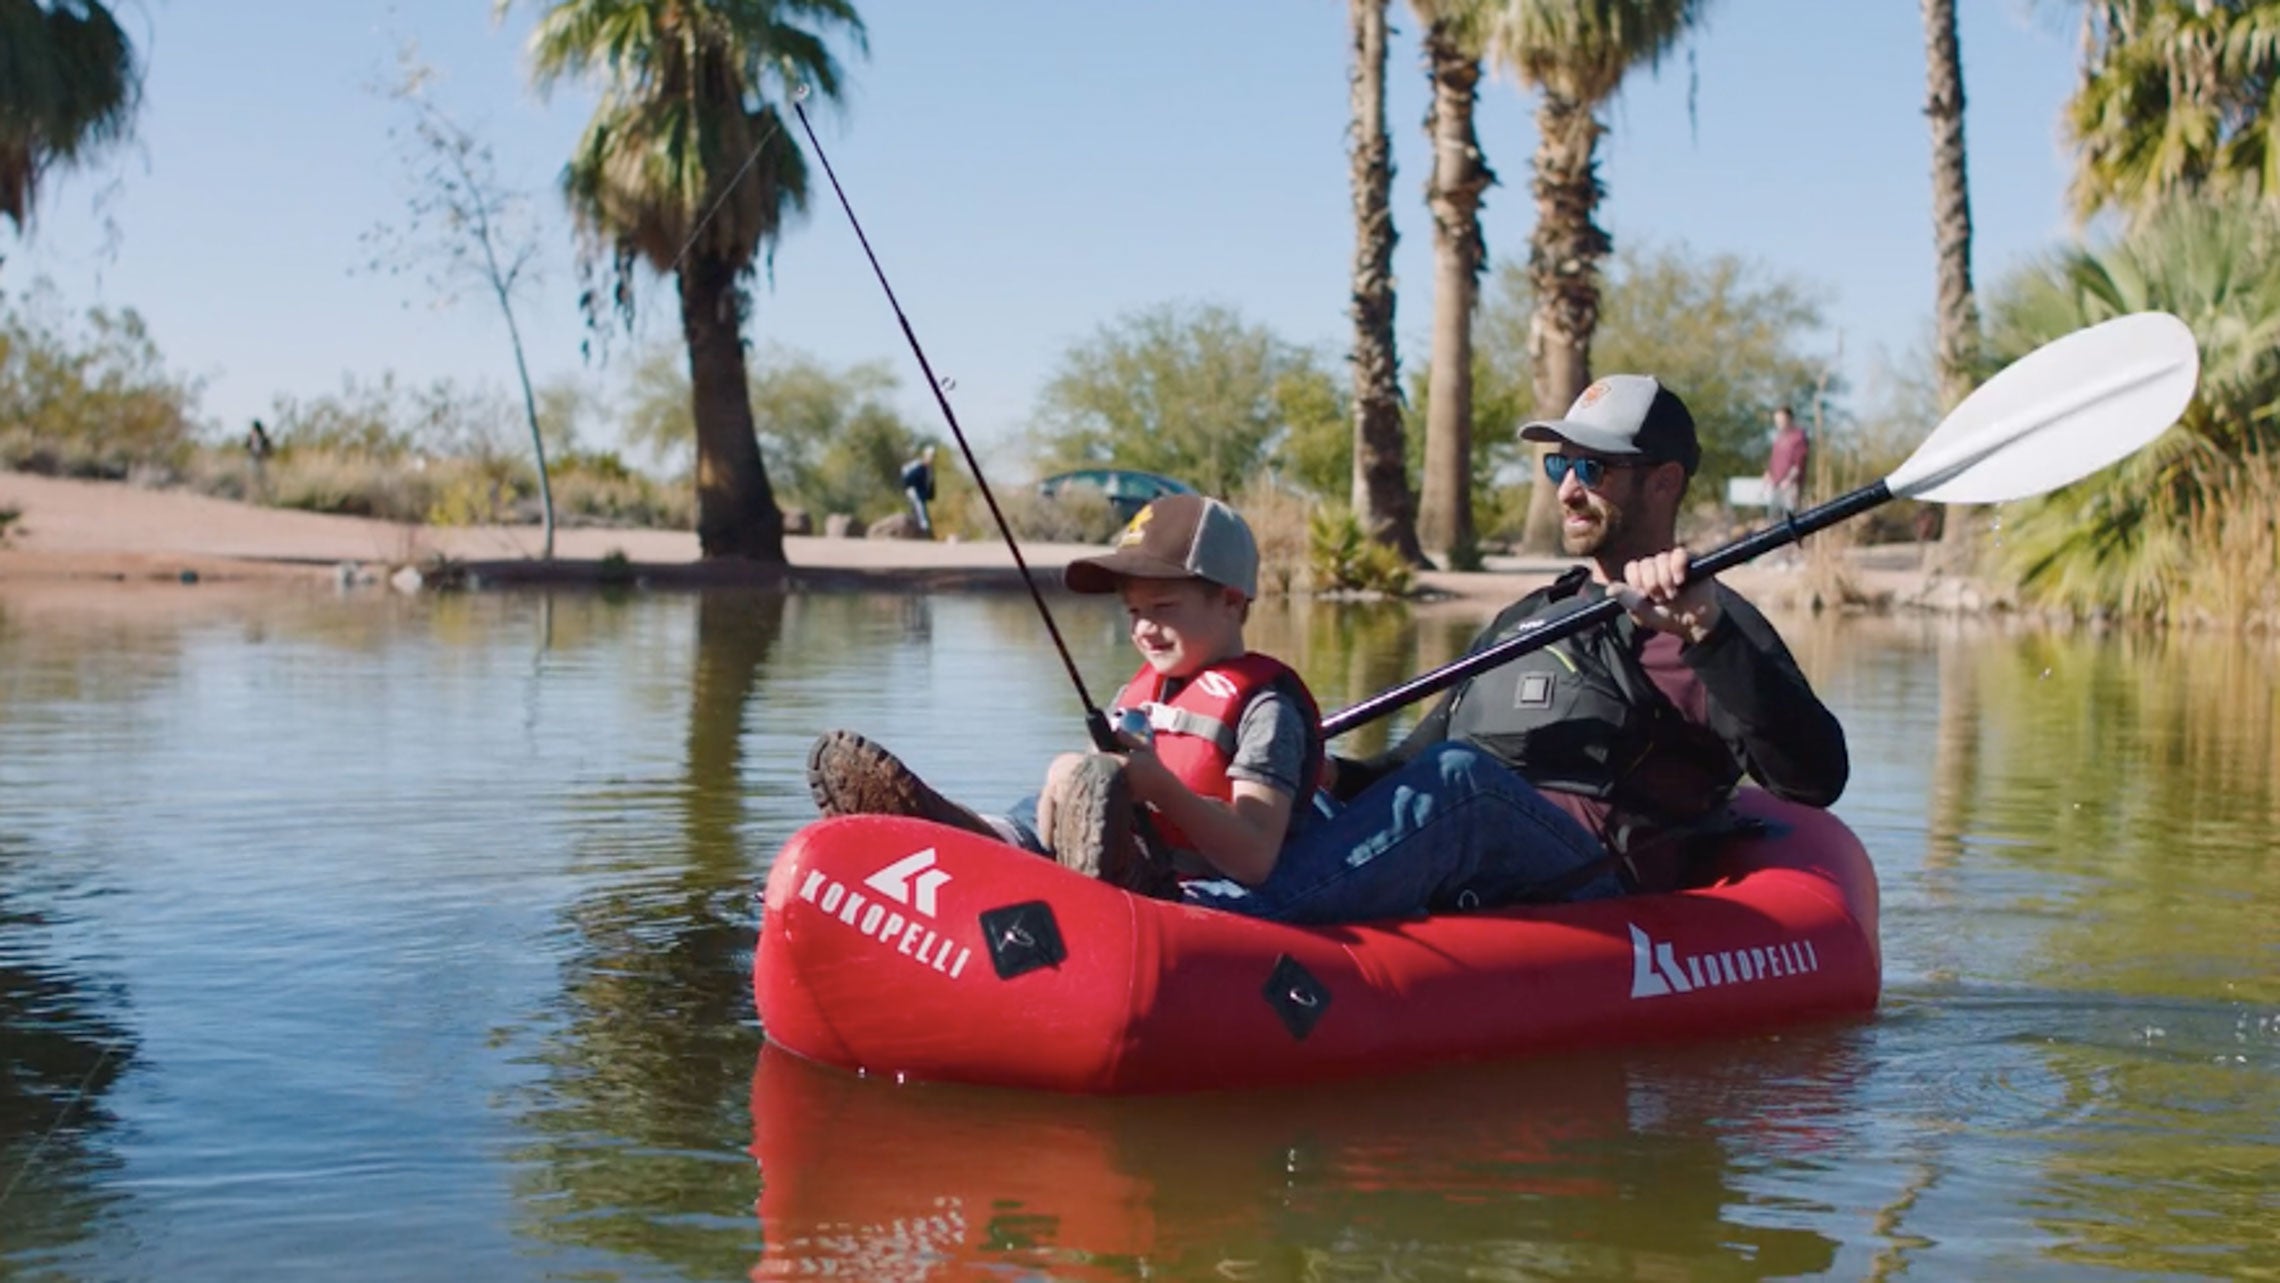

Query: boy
[809,494,1312,895]
[810,495,1615,922]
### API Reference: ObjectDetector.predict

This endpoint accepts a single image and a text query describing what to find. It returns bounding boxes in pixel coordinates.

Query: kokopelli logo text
[795,847,972,980]
[1628,923,1819,999]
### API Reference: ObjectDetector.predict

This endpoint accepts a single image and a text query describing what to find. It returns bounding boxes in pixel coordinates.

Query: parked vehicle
[1037,468,1196,524]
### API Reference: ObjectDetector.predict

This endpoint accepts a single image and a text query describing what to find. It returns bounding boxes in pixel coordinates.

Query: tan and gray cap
[1064,494,1259,599]
[1520,374,1701,475]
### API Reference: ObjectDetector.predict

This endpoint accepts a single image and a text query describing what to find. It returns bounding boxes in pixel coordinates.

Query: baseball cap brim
[1518,418,1658,456]
[1064,549,1200,594]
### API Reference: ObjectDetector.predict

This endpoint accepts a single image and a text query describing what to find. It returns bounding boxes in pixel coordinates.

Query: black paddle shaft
[1319,481,1894,739]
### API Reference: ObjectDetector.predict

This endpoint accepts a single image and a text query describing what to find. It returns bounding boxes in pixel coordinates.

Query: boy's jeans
[994,742,1620,923]
[1182,742,1621,923]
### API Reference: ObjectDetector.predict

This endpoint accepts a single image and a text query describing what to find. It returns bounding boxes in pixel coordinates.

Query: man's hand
[1612,548,1722,645]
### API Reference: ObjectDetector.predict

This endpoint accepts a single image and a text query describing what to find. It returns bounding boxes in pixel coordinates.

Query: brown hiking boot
[806,731,997,839]
[1049,754,1179,900]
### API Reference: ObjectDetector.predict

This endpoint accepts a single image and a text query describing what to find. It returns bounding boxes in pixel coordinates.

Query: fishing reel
[1109,706,1155,751]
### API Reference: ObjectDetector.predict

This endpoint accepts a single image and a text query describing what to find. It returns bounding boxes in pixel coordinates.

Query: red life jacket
[1112,652,1324,854]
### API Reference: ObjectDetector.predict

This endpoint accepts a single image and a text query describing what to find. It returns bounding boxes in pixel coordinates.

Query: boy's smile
[1119,578,1248,678]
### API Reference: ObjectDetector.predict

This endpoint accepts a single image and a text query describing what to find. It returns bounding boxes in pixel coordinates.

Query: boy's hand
[1118,745,1179,809]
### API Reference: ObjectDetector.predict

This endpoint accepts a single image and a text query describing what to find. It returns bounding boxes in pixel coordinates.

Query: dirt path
[0,469,1949,609]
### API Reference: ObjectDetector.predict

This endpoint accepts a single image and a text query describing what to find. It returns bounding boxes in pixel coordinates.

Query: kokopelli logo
[1628,923,1819,999]
[864,847,952,918]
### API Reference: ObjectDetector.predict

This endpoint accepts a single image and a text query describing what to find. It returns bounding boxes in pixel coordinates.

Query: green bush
[1308,507,1414,597]
[0,284,202,478]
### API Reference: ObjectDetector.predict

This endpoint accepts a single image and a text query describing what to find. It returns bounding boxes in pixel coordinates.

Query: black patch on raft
[1263,953,1331,1041]
[980,901,1066,979]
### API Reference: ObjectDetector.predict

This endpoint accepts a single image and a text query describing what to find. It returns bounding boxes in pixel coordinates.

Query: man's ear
[1648,460,1689,506]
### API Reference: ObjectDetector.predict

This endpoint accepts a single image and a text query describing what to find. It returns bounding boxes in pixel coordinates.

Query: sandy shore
[0,469,1949,609]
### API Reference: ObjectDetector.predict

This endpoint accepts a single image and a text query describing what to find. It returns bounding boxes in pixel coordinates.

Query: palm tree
[1922,0,1980,412]
[1983,198,2280,623]
[508,0,866,561]
[0,0,138,234]
[1411,0,1496,566]
[2067,0,2280,222]
[1922,0,1984,566]
[1348,0,1426,563]
[1498,0,1704,555]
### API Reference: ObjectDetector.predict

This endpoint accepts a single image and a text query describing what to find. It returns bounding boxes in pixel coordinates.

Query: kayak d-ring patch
[1263,953,1331,1041]
[980,901,1066,980]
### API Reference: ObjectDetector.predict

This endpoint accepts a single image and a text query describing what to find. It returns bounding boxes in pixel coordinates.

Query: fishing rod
[788,90,1121,753]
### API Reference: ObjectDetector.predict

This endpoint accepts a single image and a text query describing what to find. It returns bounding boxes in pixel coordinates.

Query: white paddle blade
[1887,311,2200,504]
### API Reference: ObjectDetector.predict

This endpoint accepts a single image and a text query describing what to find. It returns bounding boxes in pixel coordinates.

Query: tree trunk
[1518,90,1611,555]
[678,252,785,561]
[1418,20,1492,566]
[1924,625,1980,878]
[500,296,556,561]
[1923,0,1982,561]
[1347,0,1425,564]
[685,592,787,868]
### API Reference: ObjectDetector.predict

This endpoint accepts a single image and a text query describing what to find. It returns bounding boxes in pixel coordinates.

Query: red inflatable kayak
[753,790,1880,1093]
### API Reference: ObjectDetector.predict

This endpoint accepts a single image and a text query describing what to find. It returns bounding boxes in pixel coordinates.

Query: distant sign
[1726,477,1771,509]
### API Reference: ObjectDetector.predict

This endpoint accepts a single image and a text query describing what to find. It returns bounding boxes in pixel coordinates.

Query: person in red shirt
[1765,405,1809,523]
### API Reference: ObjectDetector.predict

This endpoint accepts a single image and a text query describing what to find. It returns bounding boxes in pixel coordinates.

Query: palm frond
[0,0,139,227]
[1487,0,1703,102]
[508,0,861,285]
[1985,197,2280,622]
[2067,0,2280,220]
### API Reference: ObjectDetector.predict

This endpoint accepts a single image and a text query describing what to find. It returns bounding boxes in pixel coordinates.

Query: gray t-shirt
[1147,681,1316,873]
[1225,687,1314,800]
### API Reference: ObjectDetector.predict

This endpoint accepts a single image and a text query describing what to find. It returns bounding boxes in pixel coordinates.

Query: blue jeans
[1181,742,1621,923]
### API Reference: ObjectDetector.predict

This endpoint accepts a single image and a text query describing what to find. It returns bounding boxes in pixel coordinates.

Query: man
[1765,405,1809,524]
[900,445,937,538]
[1331,376,1849,895]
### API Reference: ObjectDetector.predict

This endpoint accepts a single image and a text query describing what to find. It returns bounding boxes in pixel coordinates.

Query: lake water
[1,584,2273,1280]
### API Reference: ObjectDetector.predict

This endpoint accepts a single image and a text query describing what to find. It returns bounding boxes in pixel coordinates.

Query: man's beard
[1560,494,1632,560]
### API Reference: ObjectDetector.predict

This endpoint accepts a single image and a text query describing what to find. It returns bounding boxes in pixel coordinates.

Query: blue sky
[10,0,2084,468]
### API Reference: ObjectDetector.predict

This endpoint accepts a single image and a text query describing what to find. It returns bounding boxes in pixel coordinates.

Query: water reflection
[0,843,136,1262]
[750,1036,1857,1281]
[1937,624,2280,1003]
[506,592,795,1267]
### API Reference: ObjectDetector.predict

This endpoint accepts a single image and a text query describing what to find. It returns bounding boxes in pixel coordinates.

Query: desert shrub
[546,451,692,528]
[0,284,202,478]
[259,447,443,521]
[1309,507,1414,597]
[1232,477,1312,596]
[986,483,1123,544]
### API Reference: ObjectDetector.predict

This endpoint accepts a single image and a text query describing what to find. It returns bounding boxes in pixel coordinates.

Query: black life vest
[1442,567,1741,828]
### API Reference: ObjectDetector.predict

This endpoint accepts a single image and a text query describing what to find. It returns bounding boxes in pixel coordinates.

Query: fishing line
[789,88,1118,752]
[0,1037,121,1213]
[668,115,787,276]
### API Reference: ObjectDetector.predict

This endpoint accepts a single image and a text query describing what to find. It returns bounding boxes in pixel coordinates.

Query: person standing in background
[1765,406,1809,524]
[900,445,937,538]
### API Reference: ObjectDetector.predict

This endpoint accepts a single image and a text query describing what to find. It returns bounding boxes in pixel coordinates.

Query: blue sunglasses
[1541,452,1648,488]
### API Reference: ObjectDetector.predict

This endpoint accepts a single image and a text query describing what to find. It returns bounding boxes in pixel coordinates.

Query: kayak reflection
[749,1034,1857,1280]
